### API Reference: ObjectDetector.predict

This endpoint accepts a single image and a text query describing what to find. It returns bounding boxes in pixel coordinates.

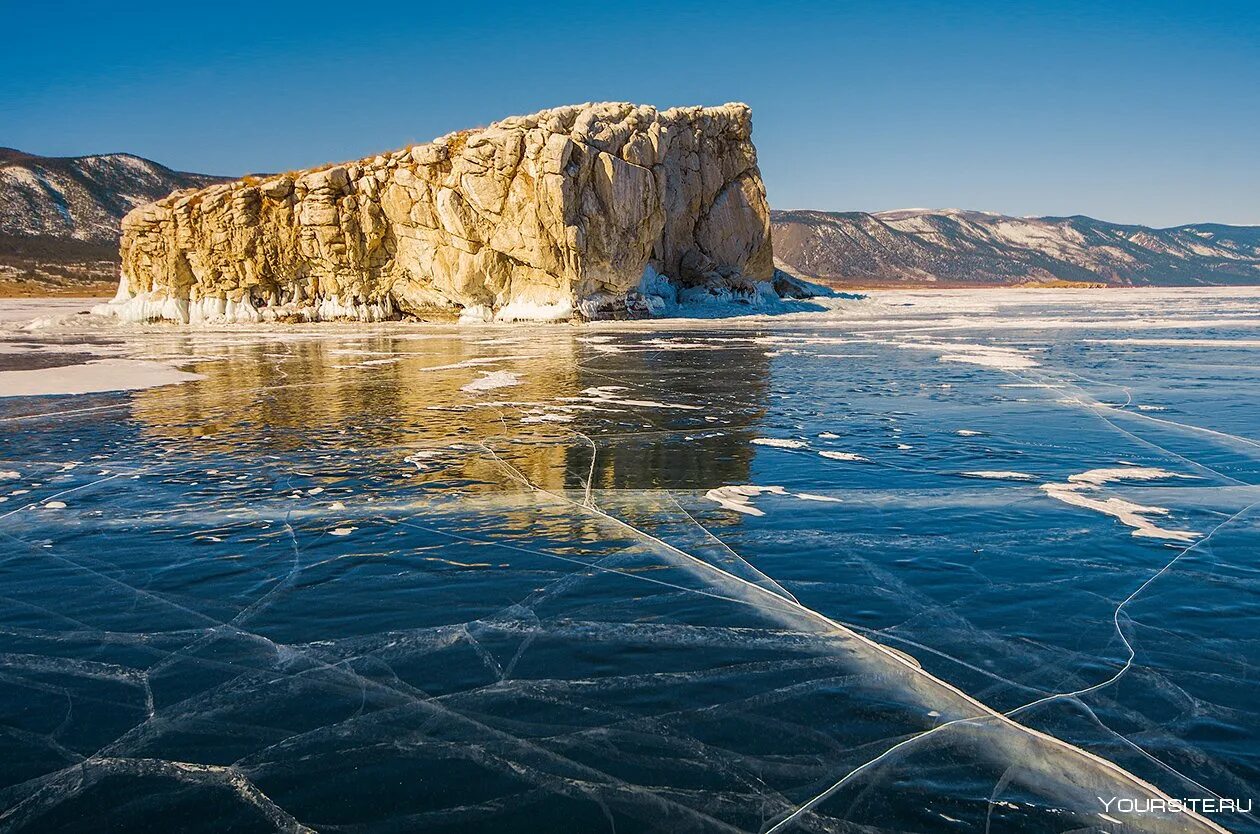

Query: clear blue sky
[3,0,1257,227]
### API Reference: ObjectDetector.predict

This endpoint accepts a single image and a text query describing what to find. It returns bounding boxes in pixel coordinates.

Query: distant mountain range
[1,146,1258,294]
[0,148,225,294]
[772,208,1260,287]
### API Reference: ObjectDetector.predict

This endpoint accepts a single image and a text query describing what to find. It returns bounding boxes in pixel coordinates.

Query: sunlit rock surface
[99,103,780,324]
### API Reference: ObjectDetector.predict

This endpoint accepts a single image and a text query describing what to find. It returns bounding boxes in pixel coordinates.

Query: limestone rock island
[100,102,789,323]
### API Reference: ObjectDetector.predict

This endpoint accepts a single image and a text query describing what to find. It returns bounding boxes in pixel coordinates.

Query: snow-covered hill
[772,208,1260,287]
[0,148,227,294]
[0,148,225,244]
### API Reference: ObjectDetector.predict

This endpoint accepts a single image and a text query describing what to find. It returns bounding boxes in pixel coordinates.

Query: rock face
[103,103,776,323]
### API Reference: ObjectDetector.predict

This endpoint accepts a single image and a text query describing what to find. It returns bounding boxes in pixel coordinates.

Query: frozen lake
[1,289,1258,833]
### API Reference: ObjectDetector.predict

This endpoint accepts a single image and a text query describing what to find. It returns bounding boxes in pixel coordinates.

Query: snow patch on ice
[0,358,204,397]
[704,485,787,516]
[896,339,1039,370]
[461,371,521,393]
[961,471,1037,481]
[561,385,702,411]
[751,438,809,449]
[1066,466,1188,487]
[818,450,870,462]
[704,485,843,515]
[1042,466,1198,542]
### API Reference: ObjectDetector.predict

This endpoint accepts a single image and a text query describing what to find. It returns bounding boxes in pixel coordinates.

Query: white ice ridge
[1041,467,1199,542]
[1084,338,1260,347]
[470,445,1227,834]
[961,470,1037,481]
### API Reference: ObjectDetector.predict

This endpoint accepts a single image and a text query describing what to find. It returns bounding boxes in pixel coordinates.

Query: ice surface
[0,358,205,397]
[1,289,1259,833]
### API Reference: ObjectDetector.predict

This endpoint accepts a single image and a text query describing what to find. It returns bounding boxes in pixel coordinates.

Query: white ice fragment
[43,501,67,509]
[704,485,788,516]
[818,432,840,439]
[329,501,346,510]
[896,340,1039,370]
[796,493,843,503]
[818,450,870,462]
[0,471,19,480]
[751,438,809,449]
[329,527,355,536]
[961,471,1037,481]
[521,412,574,423]
[955,429,984,437]
[405,451,443,470]
[563,386,701,411]
[461,371,521,393]
[1066,467,1187,487]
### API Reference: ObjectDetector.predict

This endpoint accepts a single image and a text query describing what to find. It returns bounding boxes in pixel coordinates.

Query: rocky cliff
[773,208,1260,287]
[100,103,778,323]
